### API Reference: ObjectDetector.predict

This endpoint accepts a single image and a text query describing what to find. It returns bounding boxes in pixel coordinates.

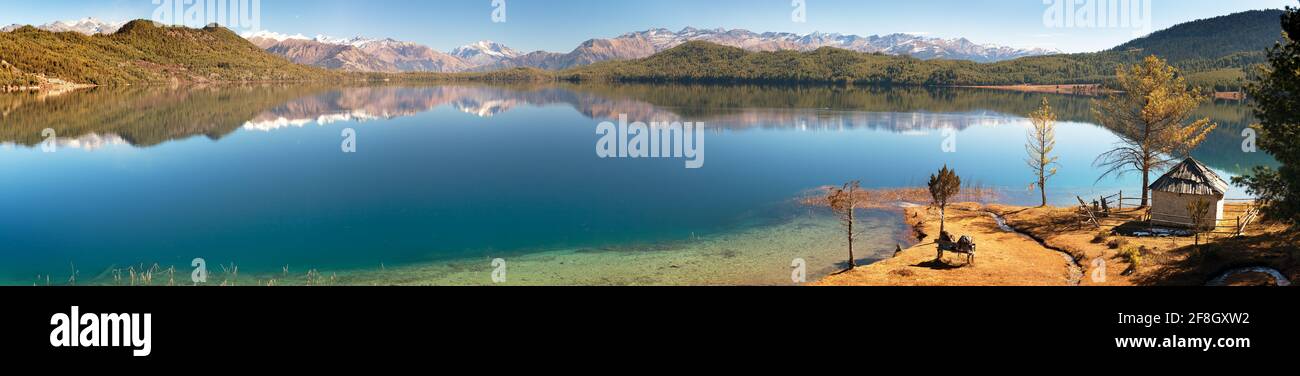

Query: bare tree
[827,181,862,269]
[1093,56,1217,207]
[1026,98,1059,207]
[928,165,962,236]
[1187,199,1213,245]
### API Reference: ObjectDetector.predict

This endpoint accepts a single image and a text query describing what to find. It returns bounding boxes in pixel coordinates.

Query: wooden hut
[1148,158,1228,229]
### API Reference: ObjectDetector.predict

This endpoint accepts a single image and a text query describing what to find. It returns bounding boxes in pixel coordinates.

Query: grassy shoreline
[16,199,1293,287]
[815,203,1079,286]
[817,201,1296,286]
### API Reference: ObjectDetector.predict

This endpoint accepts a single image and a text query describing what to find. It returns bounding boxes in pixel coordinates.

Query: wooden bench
[936,233,976,265]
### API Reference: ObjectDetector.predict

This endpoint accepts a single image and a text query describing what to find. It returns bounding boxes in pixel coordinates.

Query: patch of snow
[242,30,310,42]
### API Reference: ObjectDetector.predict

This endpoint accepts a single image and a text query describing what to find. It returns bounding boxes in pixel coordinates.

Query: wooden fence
[1080,191,1260,238]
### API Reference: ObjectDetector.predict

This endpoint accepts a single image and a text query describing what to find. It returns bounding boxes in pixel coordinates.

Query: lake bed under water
[0,84,1268,285]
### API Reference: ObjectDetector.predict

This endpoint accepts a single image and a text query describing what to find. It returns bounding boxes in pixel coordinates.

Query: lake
[0,84,1270,285]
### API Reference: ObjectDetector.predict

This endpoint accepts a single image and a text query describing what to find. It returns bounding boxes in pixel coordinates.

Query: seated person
[958,235,974,250]
[938,231,955,250]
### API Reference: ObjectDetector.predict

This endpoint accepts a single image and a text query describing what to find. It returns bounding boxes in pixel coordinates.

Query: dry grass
[814,203,1075,286]
[46,259,355,287]
[818,201,1295,287]
[988,203,1296,286]
[800,186,1001,211]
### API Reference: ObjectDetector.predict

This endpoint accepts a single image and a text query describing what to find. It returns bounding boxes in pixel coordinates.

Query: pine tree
[1092,55,1217,207]
[928,166,962,236]
[1235,6,1300,227]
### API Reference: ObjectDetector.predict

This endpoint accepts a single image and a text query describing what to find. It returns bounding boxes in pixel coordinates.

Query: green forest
[560,9,1283,91]
[0,10,1285,91]
[559,41,1266,92]
[0,20,336,88]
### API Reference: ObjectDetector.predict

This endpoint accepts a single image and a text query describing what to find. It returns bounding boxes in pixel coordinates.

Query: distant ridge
[0,9,1285,91]
[241,26,1057,73]
[558,10,1285,91]
[1,17,125,35]
[1113,9,1284,63]
[1,20,333,88]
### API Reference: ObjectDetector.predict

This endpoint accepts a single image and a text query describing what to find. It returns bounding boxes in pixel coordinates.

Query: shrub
[1107,238,1130,250]
[1119,247,1144,271]
[1194,246,1223,264]
[1091,230,1112,244]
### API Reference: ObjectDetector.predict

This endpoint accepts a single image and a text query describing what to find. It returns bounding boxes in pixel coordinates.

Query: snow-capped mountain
[356,38,471,72]
[242,30,311,44]
[243,31,381,49]
[244,27,1056,73]
[480,28,1055,71]
[450,41,522,66]
[605,28,1057,63]
[245,32,469,73]
[313,35,383,48]
[1,17,126,35]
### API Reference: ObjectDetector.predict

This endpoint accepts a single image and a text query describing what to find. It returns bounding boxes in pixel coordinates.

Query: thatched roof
[1149,158,1229,196]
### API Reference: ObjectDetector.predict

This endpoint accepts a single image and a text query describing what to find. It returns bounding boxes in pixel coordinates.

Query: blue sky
[1,0,1292,53]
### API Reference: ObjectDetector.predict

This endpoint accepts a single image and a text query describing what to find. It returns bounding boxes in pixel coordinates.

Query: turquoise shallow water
[0,84,1268,285]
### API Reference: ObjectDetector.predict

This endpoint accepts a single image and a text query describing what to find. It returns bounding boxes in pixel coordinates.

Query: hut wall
[1216,199,1226,225]
[1150,190,1223,229]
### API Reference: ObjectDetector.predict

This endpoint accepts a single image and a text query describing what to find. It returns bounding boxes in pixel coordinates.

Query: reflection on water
[2,84,1265,172]
[0,83,1271,285]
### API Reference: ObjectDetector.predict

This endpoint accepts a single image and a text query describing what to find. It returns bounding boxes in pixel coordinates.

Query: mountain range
[10,18,1060,71]
[562,9,1283,91]
[10,17,1055,73]
[243,32,472,73]
[0,9,1282,91]
[250,27,1058,73]
[2,18,1054,72]
[0,17,125,35]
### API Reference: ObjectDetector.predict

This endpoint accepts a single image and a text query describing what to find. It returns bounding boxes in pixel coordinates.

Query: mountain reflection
[0,83,1267,172]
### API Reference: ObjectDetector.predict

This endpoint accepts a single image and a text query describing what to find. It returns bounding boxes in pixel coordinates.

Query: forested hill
[1,20,337,88]
[1,10,1287,91]
[1113,9,1283,64]
[562,10,1287,91]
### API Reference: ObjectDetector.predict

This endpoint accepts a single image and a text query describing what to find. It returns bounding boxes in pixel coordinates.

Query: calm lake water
[0,84,1269,285]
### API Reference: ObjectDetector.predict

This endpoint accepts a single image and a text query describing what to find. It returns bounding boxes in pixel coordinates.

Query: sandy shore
[963,84,1245,101]
[817,202,1296,287]
[2,76,96,94]
[987,204,1296,286]
[961,84,1112,96]
[815,203,1077,286]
